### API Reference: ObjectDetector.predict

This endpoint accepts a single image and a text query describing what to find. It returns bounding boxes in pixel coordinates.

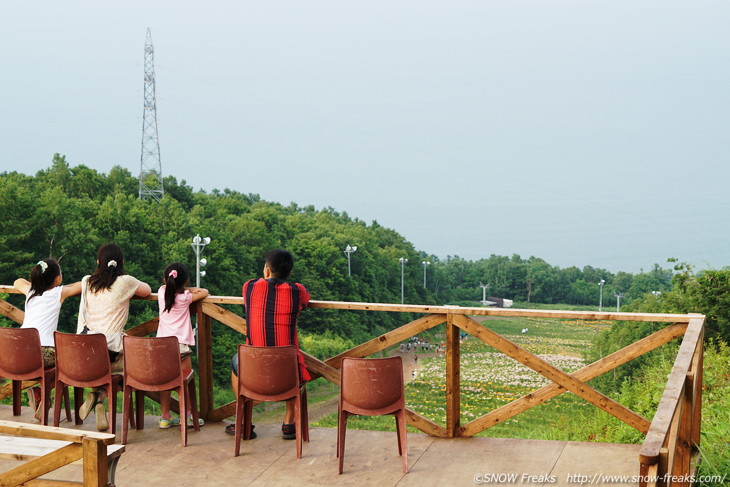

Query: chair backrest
[54,331,112,387]
[341,356,404,415]
[238,345,299,401]
[123,336,183,391]
[0,327,45,380]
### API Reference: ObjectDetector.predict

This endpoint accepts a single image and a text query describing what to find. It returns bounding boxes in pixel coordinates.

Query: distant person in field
[14,259,82,420]
[76,243,152,431]
[225,249,310,440]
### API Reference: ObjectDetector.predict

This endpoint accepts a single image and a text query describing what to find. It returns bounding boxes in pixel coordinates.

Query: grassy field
[313,314,617,440]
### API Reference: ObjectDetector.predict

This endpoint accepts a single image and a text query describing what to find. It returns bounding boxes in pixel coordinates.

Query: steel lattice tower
[138,28,164,200]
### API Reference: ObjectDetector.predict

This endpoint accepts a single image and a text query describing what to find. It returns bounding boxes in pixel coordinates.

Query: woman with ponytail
[14,259,81,419]
[76,243,151,431]
[156,262,208,428]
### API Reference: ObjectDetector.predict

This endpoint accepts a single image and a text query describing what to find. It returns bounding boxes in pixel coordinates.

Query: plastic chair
[121,335,200,447]
[0,327,70,425]
[233,345,309,459]
[337,356,407,474]
[52,331,133,434]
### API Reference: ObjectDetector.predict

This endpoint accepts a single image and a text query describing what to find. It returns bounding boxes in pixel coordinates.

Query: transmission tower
[138,28,164,200]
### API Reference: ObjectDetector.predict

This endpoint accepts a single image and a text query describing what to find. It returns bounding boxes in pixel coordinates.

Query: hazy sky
[2,1,728,273]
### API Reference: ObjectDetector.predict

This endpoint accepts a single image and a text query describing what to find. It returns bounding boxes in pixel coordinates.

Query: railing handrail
[0,285,700,322]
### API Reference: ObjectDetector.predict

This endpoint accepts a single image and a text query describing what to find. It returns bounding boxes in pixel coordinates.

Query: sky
[1,1,728,273]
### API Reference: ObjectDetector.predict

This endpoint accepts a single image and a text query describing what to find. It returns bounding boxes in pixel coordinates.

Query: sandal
[159,416,181,429]
[187,416,205,428]
[282,423,296,440]
[225,423,256,439]
[79,391,99,421]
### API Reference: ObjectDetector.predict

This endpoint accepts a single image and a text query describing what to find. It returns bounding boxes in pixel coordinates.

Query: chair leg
[107,384,116,435]
[396,409,408,473]
[179,385,188,447]
[243,399,253,440]
[234,396,245,457]
[129,398,136,430]
[337,409,348,474]
[122,385,132,445]
[62,386,71,423]
[301,386,309,442]
[40,379,51,426]
[121,381,135,430]
[135,390,145,430]
[188,378,200,432]
[73,387,83,425]
[53,381,64,427]
[294,395,302,459]
[12,381,21,416]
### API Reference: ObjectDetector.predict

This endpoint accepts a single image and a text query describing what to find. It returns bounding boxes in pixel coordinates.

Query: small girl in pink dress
[156,262,208,428]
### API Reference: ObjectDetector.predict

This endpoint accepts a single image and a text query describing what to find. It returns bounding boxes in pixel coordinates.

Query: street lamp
[480,282,490,305]
[191,234,211,288]
[598,279,606,312]
[399,257,408,304]
[344,245,357,276]
[422,261,430,288]
[614,293,625,312]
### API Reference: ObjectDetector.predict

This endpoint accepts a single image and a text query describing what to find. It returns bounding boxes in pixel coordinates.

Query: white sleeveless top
[21,286,63,347]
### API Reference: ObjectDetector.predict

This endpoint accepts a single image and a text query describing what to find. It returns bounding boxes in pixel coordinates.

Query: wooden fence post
[691,331,704,449]
[197,307,214,420]
[445,312,460,438]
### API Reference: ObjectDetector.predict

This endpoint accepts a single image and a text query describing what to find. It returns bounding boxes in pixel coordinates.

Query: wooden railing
[0,286,704,485]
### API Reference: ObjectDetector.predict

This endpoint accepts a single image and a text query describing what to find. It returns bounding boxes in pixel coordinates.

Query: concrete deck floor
[1,405,641,486]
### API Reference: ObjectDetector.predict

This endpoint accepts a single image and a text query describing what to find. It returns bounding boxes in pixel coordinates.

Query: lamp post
[598,279,606,312]
[399,257,408,304]
[422,261,430,288]
[191,234,211,288]
[615,293,625,312]
[344,245,357,276]
[480,282,490,305]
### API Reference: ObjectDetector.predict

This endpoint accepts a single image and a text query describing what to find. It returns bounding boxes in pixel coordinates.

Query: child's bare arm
[188,287,209,302]
[60,281,82,302]
[13,278,30,295]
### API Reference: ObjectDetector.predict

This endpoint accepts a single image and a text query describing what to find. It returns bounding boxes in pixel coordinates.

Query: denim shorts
[231,353,239,376]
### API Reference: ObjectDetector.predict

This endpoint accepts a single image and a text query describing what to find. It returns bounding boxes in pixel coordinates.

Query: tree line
[1,156,688,330]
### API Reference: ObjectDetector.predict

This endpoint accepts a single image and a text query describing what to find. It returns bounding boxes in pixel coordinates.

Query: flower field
[314,316,612,440]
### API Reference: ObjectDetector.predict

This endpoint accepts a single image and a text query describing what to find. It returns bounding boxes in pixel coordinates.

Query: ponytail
[28,259,61,302]
[162,263,190,313]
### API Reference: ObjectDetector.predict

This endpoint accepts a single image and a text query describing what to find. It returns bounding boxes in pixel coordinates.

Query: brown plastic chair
[233,345,309,459]
[337,356,407,474]
[121,335,200,447]
[53,331,133,434]
[0,327,70,425]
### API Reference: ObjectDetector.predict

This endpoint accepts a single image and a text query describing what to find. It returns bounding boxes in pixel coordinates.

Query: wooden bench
[0,420,122,487]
